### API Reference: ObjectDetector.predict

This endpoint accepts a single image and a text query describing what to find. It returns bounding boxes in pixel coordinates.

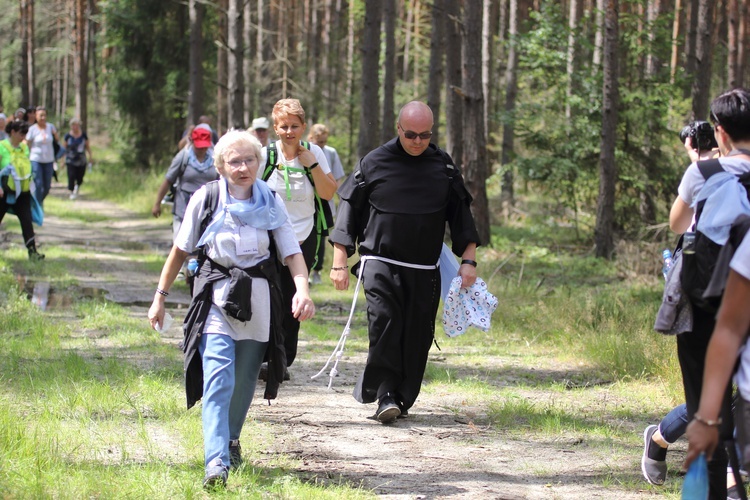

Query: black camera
[679,120,718,152]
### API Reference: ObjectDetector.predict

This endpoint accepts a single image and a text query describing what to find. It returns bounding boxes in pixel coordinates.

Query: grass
[0,155,689,497]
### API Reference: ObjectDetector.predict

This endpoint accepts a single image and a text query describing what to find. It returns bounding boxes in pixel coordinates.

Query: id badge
[237,225,259,255]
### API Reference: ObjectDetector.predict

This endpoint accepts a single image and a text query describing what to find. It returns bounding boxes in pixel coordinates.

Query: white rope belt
[311,254,439,389]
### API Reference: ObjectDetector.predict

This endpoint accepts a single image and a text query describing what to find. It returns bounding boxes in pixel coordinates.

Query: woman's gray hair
[69,117,82,126]
[213,129,262,171]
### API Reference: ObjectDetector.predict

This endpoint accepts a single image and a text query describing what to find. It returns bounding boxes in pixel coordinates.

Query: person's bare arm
[152,178,172,218]
[669,197,693,233]
[147,245,189,330]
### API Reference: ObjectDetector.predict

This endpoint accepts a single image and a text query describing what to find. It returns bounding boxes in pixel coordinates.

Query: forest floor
[19,183,675,499]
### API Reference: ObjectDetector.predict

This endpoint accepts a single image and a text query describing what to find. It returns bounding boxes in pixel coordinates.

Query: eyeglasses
[226,158,255,169]
[399,123,432,141]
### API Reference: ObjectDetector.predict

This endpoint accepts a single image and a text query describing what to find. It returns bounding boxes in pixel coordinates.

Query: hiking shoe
[375,395,401,423]
[311,271,322,285]
[229,439,243,469]
[641,425,668,485]
[203,458,228,489]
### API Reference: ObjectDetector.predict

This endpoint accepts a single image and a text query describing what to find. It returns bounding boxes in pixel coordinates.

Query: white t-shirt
[26,123,57,163]
[175,182,301,341]
[261,141,331,241]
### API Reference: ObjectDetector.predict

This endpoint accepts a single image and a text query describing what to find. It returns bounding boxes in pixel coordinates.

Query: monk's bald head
[397,101,434,156]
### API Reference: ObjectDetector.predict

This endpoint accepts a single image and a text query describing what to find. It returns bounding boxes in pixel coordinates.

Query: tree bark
[684,0,700,97]
[227,0,244,129]
[217,0,228,135]
[462,1,490,244]
[592,0,605,69]
[444,0,463,169]
[382,0,397,143]
[427,0,445,146]
[565,0,581,122]
[690,0,716,120]
[728,0,740,87]
[595,0,620,259]
[188,0,204,127]
[501,0,519,209]
[670,0,682,84]
[357,0,382,159]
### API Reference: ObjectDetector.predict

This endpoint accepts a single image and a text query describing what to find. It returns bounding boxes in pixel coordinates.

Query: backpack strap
[196,180,220,260]
[697,158,724,180]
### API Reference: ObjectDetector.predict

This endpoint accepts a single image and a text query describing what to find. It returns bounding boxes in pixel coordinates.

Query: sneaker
[375,395,401,423]
[229,439,243,469]
[311,271,322,285]
[203,458,228,489]
[69,191,77,200]
[641,425,668,485]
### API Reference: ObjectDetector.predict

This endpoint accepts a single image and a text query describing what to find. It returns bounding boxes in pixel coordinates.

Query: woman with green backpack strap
[0,119,44,260]
[260,99,337,377]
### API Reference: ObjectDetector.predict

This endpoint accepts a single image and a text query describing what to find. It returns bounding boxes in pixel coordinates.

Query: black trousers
[677,305,734,500]
[280,230,317,367]
[0,191,36,248]
[353,259,440,411]
[67,162,86,191]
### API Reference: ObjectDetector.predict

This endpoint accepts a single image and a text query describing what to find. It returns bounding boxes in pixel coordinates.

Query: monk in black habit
[329,101,481,423]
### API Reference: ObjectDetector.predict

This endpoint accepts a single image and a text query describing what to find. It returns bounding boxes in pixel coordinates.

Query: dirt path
[22,185,664,499]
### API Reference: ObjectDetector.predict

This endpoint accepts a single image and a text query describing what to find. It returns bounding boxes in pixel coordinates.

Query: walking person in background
[250,117,271,148]
[0,113,8,141]
[307,123,346,284]
[329,101,480,423]
[668,88,750,499]
[147,130,314,488]
[260,99,337,379]
[0,120,44,260]
[152,125,219,240]
[64,118,93,200]
[25,107,59,205]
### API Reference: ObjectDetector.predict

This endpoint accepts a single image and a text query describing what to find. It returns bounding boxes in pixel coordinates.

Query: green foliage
[508,0,689,237]
[101,0,192,166]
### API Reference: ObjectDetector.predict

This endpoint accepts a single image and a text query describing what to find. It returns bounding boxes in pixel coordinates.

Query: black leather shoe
[376,395,401,423]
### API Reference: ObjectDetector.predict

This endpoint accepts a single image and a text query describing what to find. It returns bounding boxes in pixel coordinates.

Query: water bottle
[682,452,709,500]
[187,258,199,277]
[662,249,673,280]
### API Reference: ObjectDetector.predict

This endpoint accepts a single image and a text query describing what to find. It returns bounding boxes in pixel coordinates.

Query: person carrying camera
[667,88,750,499]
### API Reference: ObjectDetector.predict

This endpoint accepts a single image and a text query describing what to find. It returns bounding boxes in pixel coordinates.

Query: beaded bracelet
[331,266,348,271]
[693,414,722,427]
[156,288,169,297]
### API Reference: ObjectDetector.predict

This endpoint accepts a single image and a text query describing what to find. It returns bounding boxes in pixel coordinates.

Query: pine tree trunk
[501,0,519,209]
[462,1,490,244]
[227,0,244,129]
[690,0,715,120]
[187,0,204,126]
[217,0,228,135]
[243,0,252,126]
[670,0,682,84]
[427,0,445,146]
[382,0,396,143]
[357,0,382,159]
[595,0,620,259]
[74,0,88,124]
[565,0,581,122]
[444,0,463,168]
[728,0,740,87]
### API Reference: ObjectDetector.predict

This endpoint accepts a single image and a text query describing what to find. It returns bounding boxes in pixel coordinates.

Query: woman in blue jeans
[25,107,59,205]
[147,130,315,488]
